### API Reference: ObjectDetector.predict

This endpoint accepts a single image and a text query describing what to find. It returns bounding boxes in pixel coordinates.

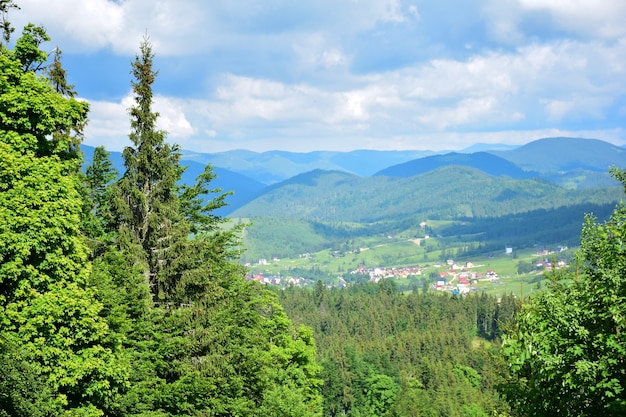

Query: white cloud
[292,33,349,72]
[83,34,626,151]
[84,95,130,144]
[14,0,214,55]
[517,0,626,38]
[153,96,197,138]
[15,1,624,152]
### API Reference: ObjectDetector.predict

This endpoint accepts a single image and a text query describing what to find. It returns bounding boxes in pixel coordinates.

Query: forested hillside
[278,283,520,416]
[232,166,622,222]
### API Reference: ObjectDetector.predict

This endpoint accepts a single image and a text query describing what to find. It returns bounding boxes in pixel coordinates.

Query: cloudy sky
[11,0,626,152]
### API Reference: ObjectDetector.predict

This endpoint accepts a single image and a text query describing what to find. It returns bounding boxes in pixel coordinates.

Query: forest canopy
[0,6,322,416]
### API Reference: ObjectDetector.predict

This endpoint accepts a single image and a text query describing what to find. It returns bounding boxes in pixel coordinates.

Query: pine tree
[81,146,118,256]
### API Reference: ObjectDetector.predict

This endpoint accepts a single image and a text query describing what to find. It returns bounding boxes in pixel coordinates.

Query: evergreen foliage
[278,283,520,416]
[1,10,322,415]
[93,36,322,416]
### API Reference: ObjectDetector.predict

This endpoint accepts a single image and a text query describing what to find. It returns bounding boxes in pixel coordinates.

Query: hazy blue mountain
[460,142,519,153]
[81,145,265,214]
[490,137,626,173]
[82,136,625,217]
[373,152,536,179]
[179,148,435,183]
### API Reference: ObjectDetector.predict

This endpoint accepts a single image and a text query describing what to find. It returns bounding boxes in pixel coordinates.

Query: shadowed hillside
[374,151,536,179]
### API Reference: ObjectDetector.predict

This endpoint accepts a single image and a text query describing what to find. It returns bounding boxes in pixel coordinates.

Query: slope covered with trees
[0,7,322,416]
[232,166,622,222]
[278,282,520,416]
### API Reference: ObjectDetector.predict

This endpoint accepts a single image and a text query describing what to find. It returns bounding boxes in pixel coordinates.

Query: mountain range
[82,137,626,216]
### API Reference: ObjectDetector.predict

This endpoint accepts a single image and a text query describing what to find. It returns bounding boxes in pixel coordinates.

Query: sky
[10,0,626,153]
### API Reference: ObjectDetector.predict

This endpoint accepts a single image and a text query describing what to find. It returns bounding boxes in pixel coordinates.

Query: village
[245,246,570,295]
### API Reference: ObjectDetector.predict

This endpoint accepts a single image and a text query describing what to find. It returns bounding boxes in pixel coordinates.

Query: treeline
[241,217,408,261]
[277,282,520,416]
[441,202,617,253]
[242,201,617,261]
[0,12,321,416]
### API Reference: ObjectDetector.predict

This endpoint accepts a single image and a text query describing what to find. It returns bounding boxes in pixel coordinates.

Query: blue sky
[12,0,626,152]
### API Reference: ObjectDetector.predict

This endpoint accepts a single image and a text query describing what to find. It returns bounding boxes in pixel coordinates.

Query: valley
[240,217,575,298]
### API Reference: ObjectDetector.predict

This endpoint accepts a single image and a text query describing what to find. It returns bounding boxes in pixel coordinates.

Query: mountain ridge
[232,165,623,223]
[83,137,625,214]
[374,151,537,179]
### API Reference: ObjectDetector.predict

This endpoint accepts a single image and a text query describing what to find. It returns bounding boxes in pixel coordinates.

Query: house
[457,284,470,295]
[485,270,498,282]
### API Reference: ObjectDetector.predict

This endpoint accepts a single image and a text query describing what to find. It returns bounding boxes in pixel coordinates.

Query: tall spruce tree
[0,18,126,416]
[81,146,118,256]
[99,36,323,416]
[112,37,189,301]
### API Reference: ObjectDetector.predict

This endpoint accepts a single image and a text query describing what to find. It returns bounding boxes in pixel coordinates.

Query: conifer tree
[81,146,118,256]
[100,36,323,416]
[112,36,188,301]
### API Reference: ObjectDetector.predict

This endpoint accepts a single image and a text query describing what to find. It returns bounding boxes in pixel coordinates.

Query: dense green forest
[0,10,320,416]
[277,282,520,416]
[239,201,616,262]
[2,4,626,416]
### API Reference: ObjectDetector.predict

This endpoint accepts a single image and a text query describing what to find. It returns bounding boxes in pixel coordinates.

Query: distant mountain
[82,136,625,217]
[232,166,623,223]
[179,160,267,212]
[490,137,626,173]
[81,145,265,214]
[374,152,536,179]
[460,143,519,153]
[179,149,435,184]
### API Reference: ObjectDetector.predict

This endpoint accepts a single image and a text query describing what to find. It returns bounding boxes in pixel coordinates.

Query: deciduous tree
[502,167,626,416]
[0,20,126,416]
